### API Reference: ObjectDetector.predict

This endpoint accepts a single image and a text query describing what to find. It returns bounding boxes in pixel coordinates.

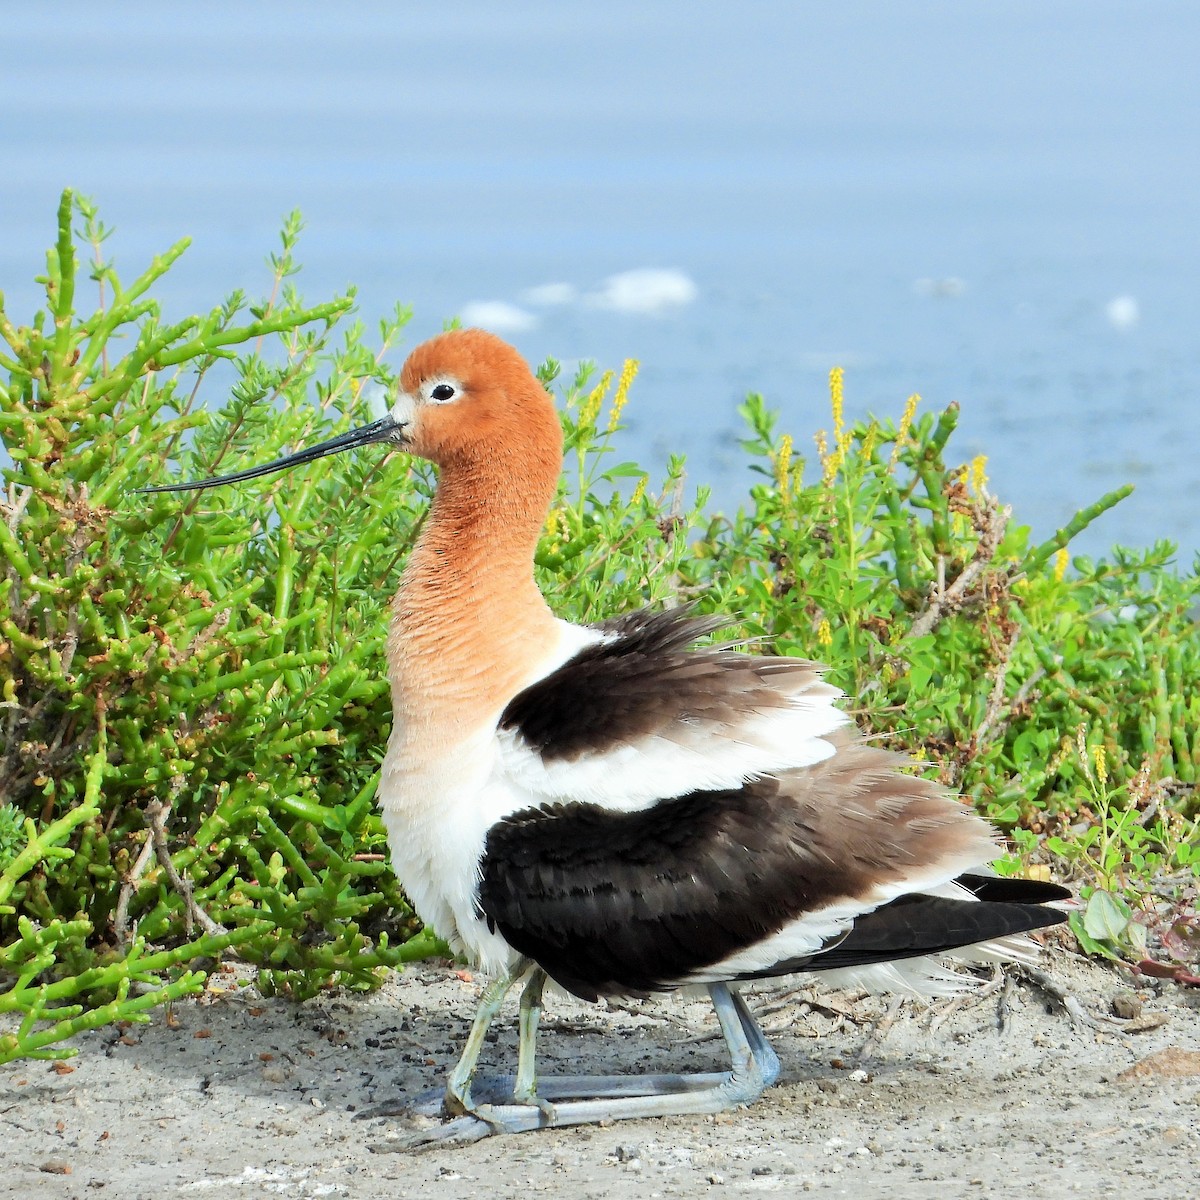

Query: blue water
[3,1,1198,561]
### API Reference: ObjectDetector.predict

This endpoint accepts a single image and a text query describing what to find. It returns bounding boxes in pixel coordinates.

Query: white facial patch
[423,375,464,405]
[389,390,417,427]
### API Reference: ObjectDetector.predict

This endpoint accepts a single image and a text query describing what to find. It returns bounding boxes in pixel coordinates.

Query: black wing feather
[498,608,821,762]
[739,893,1065,979]
[477,785,1067,1002]
[954,872,1072,904]
[479,782,821,1001]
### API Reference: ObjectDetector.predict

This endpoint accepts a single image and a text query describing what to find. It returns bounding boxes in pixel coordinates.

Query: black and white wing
[480,609,1066,1001]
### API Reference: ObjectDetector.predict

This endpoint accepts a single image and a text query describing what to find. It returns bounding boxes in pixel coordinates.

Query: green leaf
[1068,910,1121,961]
[1082,889,1131,944]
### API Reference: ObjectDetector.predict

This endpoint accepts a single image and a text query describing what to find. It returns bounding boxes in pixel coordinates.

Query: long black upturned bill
[138,414,403,493]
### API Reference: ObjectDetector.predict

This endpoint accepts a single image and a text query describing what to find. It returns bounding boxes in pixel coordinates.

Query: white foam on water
[459,300,539,333]
[1106,295,1139,331]
[588,268,698,315]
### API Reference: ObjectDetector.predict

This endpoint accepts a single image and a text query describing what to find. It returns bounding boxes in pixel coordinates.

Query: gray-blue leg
[372,981,782,1150]
[512,967,547,1105]
[726,984,781,1087]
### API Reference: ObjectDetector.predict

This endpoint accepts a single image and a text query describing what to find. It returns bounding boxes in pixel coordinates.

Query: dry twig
[856,994,907,1060]
[909,503,1010,639]
[925,967,1006,1032]
[115,800,227,945]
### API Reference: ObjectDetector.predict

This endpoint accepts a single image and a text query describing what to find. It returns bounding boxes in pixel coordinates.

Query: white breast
[378,618,603,973]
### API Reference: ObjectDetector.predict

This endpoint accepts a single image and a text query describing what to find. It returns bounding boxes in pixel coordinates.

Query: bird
[145,328,1068,1146]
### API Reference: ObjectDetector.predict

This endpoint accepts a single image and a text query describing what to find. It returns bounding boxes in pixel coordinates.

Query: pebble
[1112,992,1143,1020]
[1118,1048,1200,1081]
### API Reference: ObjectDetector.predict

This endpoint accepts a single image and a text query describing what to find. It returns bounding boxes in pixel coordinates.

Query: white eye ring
[428,382,458,404]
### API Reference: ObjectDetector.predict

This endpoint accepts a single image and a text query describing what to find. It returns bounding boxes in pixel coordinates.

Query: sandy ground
[2,949,1198,1200]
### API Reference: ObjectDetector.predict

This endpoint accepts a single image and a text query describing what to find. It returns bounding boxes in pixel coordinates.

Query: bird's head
[140,328,562,493]
[394,328,561,470]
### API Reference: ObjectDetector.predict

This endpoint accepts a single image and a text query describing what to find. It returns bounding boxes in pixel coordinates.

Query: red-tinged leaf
[1134,960,1200,986]
[1133,958,1179,979]
[1162,916,1200,963]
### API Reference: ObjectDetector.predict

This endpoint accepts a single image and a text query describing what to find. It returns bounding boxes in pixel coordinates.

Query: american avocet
[147,329,1068,1145]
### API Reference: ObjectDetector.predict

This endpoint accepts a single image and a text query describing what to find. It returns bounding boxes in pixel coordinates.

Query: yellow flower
[1054,547,1069,581]
[890,392,920,468]
[815,429,833,483]
[1093,744,1108,788]
[580,369,613,428]
[861,422,878,462]
[970,454,989,496]
[606,359,640,431]
[630,475,647,506]
[544,508,570,541]
[829,367,845,446]
[817,618,832,647]
[775,433,793,504]
[828,366,851,471]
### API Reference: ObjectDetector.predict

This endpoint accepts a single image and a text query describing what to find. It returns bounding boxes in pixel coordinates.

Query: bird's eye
[430,383,456,403]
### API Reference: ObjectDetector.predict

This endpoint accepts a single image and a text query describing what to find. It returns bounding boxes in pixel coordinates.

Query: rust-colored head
[140,328,562,497]
[391,329,562,472]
